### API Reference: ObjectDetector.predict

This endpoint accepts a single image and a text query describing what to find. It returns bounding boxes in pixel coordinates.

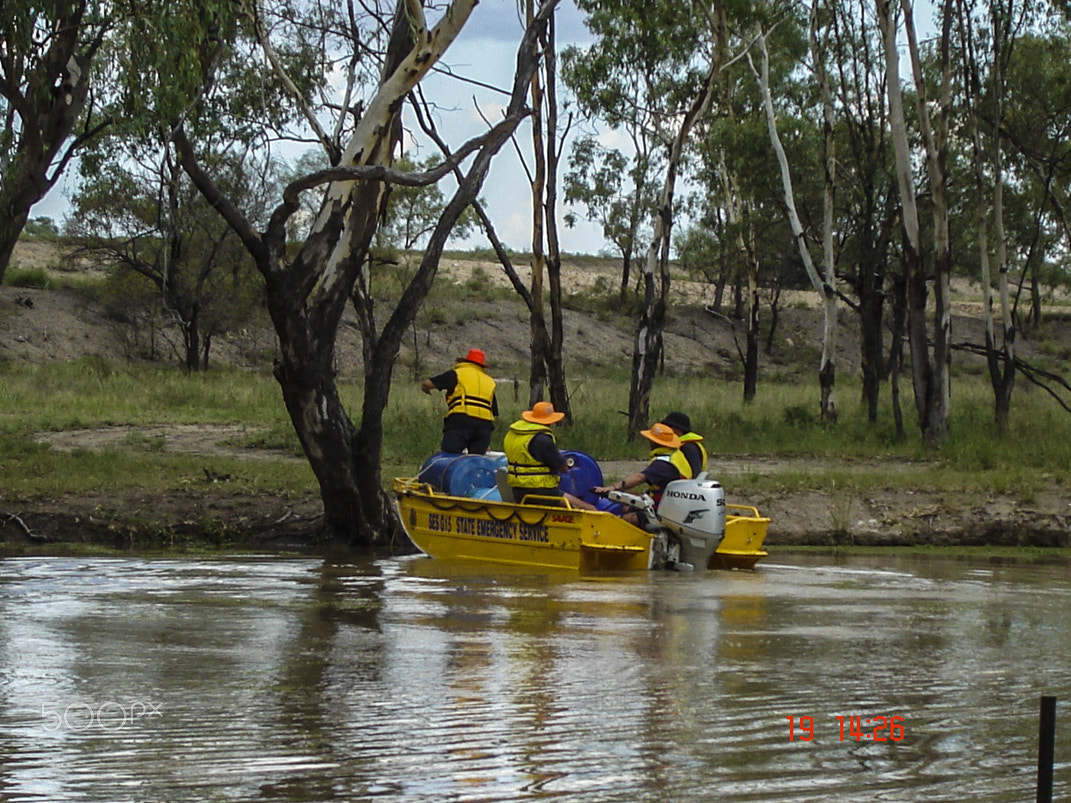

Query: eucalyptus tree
[816,0,899,426]
[0,0,114,281]
[689,73,811,403]
[374,154,476,253]
[167,0,557,545]
[521,0,573,419]
[879,0,955,446]
[998,25,1071,329]
[565,0,741,439]
[55,0,306,373]
[749,8,840,419]
[561,13,663,306]
[955,0,1025,430]
[410,0,573,420]
[561,132,659,304]
[66,147,268,371]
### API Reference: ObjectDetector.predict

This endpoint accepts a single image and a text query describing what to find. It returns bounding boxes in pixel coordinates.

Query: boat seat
[495,467,515,503]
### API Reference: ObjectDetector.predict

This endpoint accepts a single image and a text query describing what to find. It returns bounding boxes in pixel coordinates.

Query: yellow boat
[393,473,769,572]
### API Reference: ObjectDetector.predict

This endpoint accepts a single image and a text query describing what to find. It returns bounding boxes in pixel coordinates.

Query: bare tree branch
[243,0,337,160]
[953,342,1071,415]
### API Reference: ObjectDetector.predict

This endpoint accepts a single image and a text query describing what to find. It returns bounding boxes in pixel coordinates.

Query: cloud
[458,0,591,45]
[596,128,634,152]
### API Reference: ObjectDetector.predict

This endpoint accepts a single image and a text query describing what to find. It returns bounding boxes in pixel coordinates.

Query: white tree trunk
[751,26,838,420]
[627,52,721,437]
[901,0,952,442]
[879,0,952,445]
[312,0,480,301]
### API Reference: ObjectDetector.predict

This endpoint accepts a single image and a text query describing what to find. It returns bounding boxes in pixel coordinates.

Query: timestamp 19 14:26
[785,715,905,742]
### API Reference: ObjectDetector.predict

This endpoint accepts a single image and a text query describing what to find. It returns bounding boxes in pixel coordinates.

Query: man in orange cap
[421,348,498,455]
[593,422,687,522]
[503,401,595,509]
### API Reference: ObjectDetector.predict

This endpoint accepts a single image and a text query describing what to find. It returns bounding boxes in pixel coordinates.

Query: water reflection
[0,553,1068,801]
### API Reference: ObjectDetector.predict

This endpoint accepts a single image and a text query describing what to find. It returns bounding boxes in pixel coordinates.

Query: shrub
[783,405,814,427]
[5,267,51,288]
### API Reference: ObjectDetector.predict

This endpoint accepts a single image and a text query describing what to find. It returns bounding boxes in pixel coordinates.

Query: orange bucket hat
[522,401,565,425]
[462,348,487,366]
[641,422,681,449]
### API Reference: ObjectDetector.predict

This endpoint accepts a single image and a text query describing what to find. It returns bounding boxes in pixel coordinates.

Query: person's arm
[528,433,566,473]
[641,460,681,489]
[594,472,646,494]
[422,370,456,395]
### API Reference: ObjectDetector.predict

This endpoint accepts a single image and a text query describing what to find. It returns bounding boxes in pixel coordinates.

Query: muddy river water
[1,552,1068,802]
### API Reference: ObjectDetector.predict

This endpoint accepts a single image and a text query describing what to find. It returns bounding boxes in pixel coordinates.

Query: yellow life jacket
[679,432,708,475]
[648,446,694,482]
[446,361,496,421]
[504,421,558,489]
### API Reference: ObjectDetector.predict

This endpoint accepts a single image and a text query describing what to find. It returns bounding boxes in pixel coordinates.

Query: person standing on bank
[504,401,596,509]
[660,411,708,478]
[422,348,498,455]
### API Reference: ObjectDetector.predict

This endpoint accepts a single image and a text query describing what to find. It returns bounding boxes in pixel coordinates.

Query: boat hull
[394,478,654,571]
[709,505,770,570]
[394,478,769,572]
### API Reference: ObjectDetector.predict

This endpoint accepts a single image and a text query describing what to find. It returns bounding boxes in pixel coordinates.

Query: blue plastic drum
[559,450,604,504]
[417,452,459,491]
[594,497,624,514]
[443,454,499,497]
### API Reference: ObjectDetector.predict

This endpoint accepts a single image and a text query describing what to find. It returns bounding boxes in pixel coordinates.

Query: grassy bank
[1,356,1069,501]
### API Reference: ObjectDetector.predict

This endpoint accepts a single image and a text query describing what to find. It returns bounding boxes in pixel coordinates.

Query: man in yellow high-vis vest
[421,348,498,455]
[660,411,708,478]
[503,401,595,509]
[592,423,684,524]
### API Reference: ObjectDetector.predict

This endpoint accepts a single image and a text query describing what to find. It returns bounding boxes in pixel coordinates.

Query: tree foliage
[562,134,659,300]
[376,154,477,253]
[0,0,113,280]
[67,147,268,370]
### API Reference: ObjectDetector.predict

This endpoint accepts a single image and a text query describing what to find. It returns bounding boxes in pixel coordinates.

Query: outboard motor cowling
[656,479,727,568]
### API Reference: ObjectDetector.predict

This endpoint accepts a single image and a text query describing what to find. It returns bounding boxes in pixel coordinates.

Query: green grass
[4,267,52,288]
[0,359,283,432]
[0,435,317,499]
[0,357,1069,499]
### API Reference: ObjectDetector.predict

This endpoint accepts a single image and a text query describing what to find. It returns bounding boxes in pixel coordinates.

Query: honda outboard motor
[656,479,727,568]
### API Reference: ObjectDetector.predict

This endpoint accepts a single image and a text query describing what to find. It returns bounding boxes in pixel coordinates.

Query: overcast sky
[404,0,608,255]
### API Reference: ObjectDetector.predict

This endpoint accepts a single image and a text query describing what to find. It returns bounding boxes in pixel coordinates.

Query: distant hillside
[5,239,1071,386]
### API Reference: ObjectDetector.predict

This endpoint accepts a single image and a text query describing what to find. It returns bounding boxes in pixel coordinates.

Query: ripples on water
[0,553,1068,801]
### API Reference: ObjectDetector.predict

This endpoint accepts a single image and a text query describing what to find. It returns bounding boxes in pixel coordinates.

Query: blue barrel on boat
[594,497,624,514]
[444,454,500,497]
[465,453,506,499]
[417,452,459,491]
[560,450,604,503]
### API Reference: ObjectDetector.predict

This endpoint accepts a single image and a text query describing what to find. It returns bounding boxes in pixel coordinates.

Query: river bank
[3,247,1071,556]
[3,455,1069,555]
